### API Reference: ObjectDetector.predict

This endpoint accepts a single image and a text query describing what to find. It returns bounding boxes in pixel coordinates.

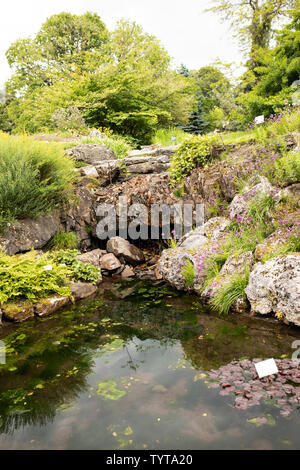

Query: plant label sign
[254,115,264,125]
[255,359,278,379]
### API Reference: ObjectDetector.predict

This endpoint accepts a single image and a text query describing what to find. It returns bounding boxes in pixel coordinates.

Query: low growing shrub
[50,249,101,284]
[169,134,221,186]
[0,251,70,304]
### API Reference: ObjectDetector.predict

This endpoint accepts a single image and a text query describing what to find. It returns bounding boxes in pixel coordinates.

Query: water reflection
[0,280,299,449]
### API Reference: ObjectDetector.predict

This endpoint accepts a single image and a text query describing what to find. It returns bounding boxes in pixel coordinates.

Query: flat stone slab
[35,296,70,317]
[2,302,35,323]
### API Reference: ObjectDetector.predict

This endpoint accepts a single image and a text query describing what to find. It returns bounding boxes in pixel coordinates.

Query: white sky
[0,0,244,88]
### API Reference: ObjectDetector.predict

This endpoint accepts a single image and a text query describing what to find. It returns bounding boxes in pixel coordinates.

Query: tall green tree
[5,12,109,98]
[238,8,300,120]
[208,0,296,75]
[6,19,195,143]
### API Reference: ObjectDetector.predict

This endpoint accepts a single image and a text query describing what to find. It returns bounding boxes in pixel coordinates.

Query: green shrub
[49,231,79,250]
[272,150,300,186]
[169,134,221,186]
[71,260,101,284]
[0,134,75,228]
[253,108,300,150]
[50,249,101,284]
[210,270,249,315]
[0,251,70,304]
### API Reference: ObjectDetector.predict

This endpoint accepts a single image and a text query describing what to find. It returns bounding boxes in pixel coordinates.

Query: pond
[0,279,299,450]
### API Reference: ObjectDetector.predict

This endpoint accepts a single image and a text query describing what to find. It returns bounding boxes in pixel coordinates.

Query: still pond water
[0,280,299,450]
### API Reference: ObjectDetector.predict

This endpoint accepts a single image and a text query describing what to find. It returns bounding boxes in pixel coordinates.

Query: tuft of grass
[210,270,249,315]
[77,135,132,158]
[181,259,195,288]
[48,231,79,250]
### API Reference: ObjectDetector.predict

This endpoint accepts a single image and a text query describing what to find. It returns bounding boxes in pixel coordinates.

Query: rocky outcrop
[245,254,300,325]
[60,182,97,251]
[67,144,116,165]
[0,214,59,256]
[158,218,230,291]
[254,227,291,261]
[228,176,282,221]
[107,236,145,265]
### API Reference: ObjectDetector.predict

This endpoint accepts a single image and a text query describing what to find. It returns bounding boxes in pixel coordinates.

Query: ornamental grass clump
[0,134,75,228]
[210,270,250,315]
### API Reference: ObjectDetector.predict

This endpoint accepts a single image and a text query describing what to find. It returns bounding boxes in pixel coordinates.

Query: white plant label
[254,115,264,124]
[255,358,278,379]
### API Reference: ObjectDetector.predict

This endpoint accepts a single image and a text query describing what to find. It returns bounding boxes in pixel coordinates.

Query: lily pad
[96,380,126,400]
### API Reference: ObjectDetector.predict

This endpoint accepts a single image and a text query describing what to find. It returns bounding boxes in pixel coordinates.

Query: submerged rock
[70,282,98,300]
[245,254,300,326]
[206,358,300,417]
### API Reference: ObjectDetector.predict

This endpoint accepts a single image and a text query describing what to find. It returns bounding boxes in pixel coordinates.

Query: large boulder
[158,219,231,292]
[220,251,254,278]
[244,254,300,326]
[158,248,199,291]
[201,251,254,309]
[76,249,106,267]
[254,227,291,261]
[106,237,145,265]
[0,214,59,255]
[67,144,116,165]
[100,253,122,271]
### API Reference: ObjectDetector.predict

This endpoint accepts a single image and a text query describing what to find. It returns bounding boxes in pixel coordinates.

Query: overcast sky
[0,0,244,88]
